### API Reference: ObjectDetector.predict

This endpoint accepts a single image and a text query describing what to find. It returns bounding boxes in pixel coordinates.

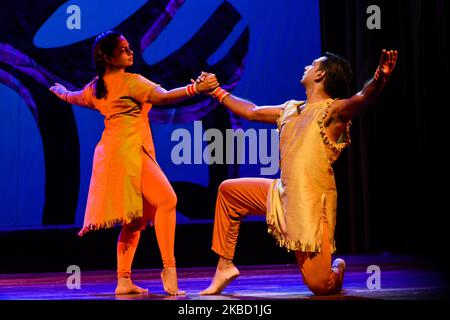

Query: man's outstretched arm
[193,73,284,124]
[332,49,398,123]
[220,94,284,124]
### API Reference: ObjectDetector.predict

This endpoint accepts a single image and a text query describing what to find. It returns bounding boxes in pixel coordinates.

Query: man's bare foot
[200,260,240,295]
[160,267,186,295]
[115,277,149,295]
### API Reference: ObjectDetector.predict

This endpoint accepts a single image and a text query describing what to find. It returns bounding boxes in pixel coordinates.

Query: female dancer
[49,31,218,295]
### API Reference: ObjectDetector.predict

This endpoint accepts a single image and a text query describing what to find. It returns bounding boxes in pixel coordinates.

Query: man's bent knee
[218,180,233,194]
[218,179,241,197]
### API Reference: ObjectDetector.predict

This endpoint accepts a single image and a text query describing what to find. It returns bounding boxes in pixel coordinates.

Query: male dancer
[201,50,398,295]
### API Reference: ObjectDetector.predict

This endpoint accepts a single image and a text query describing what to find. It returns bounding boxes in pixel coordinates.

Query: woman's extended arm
[49,83,89,107]
[149,73,219,105]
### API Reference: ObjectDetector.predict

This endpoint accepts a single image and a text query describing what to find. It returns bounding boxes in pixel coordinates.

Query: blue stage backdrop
[0,0,321,229]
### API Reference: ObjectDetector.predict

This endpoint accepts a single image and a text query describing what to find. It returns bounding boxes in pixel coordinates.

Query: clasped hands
[191,71,220,95]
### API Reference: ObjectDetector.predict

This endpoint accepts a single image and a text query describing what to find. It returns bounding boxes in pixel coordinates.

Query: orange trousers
[212,178,342,295]
[117,150,177,279]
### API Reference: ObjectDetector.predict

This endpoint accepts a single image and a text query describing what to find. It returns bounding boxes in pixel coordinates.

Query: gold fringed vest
[267,99,351,253]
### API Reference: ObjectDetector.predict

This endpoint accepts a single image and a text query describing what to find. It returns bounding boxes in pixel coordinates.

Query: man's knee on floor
[303,276,340,296]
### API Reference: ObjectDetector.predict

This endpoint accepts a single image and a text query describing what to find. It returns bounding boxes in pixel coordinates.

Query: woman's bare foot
[160,267,186,295]
[115,277,149,295]
[200,258,240,295]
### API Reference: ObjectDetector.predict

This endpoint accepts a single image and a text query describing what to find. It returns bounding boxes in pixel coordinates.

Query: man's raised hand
[376,49,398,80]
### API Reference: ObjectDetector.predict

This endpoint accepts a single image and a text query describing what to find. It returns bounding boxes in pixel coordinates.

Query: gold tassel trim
[317,102,352,154]
[267,222,323,253]
[77,210,151,236]
[266,193,337,254]
[266,209,323,253]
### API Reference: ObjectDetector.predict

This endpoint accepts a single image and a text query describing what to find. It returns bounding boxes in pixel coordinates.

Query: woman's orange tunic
[78,72,160,236]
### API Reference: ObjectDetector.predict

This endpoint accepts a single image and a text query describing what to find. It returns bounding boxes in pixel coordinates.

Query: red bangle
[212,87,230,103]
[185,84,198,96]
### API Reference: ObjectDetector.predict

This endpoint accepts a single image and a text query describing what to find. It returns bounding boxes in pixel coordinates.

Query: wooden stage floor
[0,255,448,301]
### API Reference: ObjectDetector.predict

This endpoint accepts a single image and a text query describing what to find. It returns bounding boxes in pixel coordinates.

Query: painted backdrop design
[0,0,321,228]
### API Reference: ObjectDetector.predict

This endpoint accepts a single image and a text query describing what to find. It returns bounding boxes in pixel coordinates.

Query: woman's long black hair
[92,31,123,99]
